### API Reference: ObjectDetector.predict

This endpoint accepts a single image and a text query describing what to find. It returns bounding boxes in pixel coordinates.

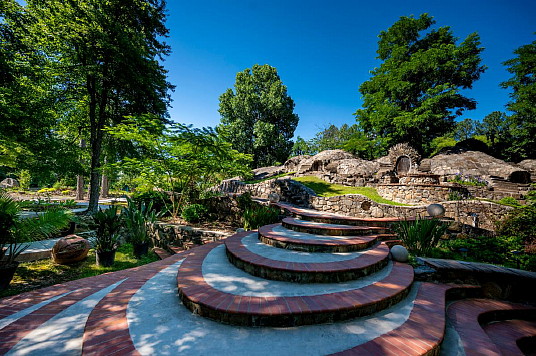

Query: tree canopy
[355,13,486,156]
[218,64,299,168]
[22,0,174,212]
[501,37,536,161]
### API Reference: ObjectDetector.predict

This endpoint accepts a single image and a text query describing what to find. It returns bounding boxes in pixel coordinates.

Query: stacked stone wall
[213,178,514,231]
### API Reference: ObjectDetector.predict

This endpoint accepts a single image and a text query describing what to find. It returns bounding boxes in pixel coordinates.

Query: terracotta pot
[133,242,149,258]
[0,261,19,290]
[96,250,116,267]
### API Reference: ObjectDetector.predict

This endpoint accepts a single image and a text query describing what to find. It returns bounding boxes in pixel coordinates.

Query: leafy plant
[93,206,122,252]
[449,173,488,187]
[0,192,72,267]
[121,197,160,245]
[393,217,448,257]
[497,196,522,207]
[181,204,208,223]
[243,205,281,230]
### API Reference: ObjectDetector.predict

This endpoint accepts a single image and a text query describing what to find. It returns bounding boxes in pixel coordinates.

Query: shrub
[243,205,281,230]
[497,205,536,255]
[18,170,31,190]
[181,204,208,223]
[449,173,487,187]
[497,196,522,207]
[236,192,255,210]
[132,191,170,216]
[393,217,448,257]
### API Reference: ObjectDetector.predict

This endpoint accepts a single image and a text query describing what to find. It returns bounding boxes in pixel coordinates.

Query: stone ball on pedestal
[427,203,445,217]
[390,245,409,262]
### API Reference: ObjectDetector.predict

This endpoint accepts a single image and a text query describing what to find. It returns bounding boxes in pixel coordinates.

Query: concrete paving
[202,244,392,297]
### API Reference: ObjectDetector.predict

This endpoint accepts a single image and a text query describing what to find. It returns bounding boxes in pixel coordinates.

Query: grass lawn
[0,243,159,299]
[292,176,410,206]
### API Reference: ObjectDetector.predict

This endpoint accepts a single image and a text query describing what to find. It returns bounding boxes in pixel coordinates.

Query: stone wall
[150,223,231,248]
[376,184,469,205]
[214,178,514,231]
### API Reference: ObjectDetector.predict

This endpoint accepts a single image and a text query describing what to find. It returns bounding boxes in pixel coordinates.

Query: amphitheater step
[225,231,390,283]
[277,202,407,227]
[333,283,480,356]
[177,241,414,327]
[483,319,536,356]
[282,217,389,236]
[446,298,536,356]
[259,223,394,252]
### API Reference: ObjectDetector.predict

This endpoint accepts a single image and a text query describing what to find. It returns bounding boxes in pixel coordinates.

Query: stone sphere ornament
[52,235,90,264]
[268,192,280,203]
[390,245,409,262]
[427,203,446,217]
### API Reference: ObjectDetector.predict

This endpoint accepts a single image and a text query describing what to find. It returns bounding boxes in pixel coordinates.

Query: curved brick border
[177,241,414,327]
[282,217,388,236]
[225,232,390,283]
[484,320,536,356]
[278,202,409,227]
[447,299,536,356]
[259,223,393,252]
[333,283,481,356]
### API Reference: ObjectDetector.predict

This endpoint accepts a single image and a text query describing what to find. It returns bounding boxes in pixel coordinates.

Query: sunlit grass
[0,243,158,298]
[244,171,295,184]
[292,176,409,206]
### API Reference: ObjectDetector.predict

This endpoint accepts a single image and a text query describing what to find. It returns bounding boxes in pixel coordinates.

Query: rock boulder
[52,235,90,264]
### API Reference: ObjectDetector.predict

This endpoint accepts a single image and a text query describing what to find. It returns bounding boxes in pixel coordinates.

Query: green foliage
[497,205,536,251]
[218,64,299,168]
[448,190,471,201]
[293,176,408,205]
[132,191,170,216]
[454,118,478,141]
[181,204,208,223]
[106,116,252,219]
[0,243,158,298]
[449,173,487,186]
[121,197,159,245]
[496,197,522,207]
[236,192,255,210]
[0,191,72,266]
[355,13,486,155]
[243,205,281,230]
[18,199,78,212]
[93,206,122,252]
[501,37,536,161]
[393,217,448,256]
[290,136,317,156]
[17,170,31,190]
[430,134,457,156]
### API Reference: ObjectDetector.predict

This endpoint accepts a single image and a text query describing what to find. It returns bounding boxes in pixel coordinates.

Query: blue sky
[164,0,535,140]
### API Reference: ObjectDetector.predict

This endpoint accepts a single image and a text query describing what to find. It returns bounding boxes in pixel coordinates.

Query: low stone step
[282,217,388,236]
[277,202,405,228]
[225,231,390,283]
[177,241,414,327]
[446,299,536,356]
[259,223,394,252]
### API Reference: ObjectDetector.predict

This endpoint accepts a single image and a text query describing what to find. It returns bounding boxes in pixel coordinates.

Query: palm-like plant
[93,206,123,253]
[392,217,448,257]
[0,191,72,288]
[121,197,160,257]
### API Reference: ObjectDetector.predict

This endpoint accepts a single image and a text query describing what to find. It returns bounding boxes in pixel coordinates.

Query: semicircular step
[282,217,389,236]
[225,231,390,283]
[259,223,394,252]
[177,241,414,327]
[278,202,410,228]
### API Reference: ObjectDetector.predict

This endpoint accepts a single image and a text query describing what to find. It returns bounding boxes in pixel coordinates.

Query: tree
[477,111,514,159]
[0,1,81,183]
[454,118,477,141]
[501,37,536,160]
[106,116,251,218]
[355,13,486,156]
[218,64,299,168]
[290,136,317,156]
[24,0,173,213]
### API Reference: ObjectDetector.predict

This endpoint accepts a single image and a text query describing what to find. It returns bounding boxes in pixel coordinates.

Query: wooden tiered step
[259,223,393,252]
[277,202,411,227]
[447,299,536,356]
[177,241,414,327]
[225,231,390,283]
[484,320,536,356]
[282,217,388,236]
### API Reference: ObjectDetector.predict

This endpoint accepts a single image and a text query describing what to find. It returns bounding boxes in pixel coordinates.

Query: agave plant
[0,191,72,289]
[392,216,448,257]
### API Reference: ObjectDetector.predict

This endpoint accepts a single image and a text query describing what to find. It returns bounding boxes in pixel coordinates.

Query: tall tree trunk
[101,156,109,198]
[76,139,86,200]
